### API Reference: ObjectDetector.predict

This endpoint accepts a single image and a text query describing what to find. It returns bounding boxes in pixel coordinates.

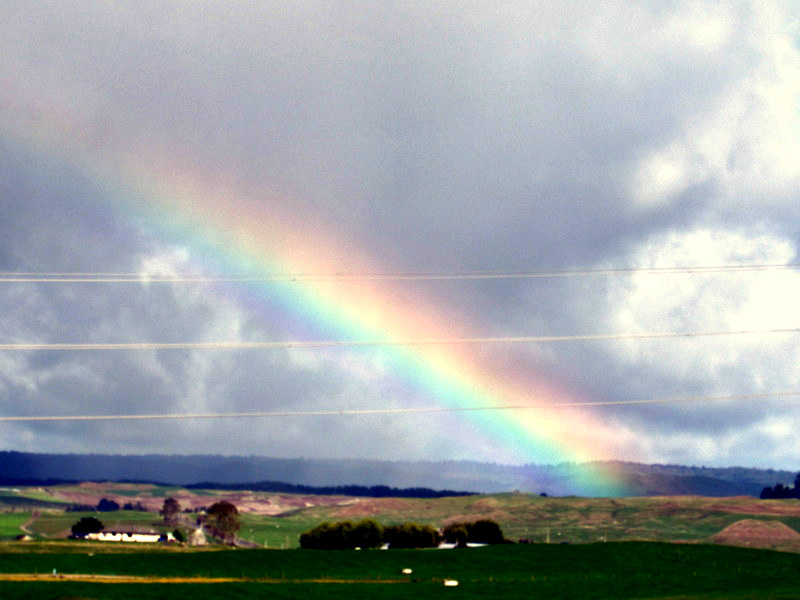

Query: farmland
[3,482,800,551]
[3,483,800,598]
[2,542,800,599]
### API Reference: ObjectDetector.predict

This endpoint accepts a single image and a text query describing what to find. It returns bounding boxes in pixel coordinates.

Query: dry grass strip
[0,573,408,584]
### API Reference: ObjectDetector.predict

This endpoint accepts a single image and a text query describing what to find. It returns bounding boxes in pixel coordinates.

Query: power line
[0,263,798,283]
[2,392,797,423]
[1,327,798,351]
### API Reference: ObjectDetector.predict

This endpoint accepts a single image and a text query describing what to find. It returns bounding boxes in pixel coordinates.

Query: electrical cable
[2,392,797,422]
[1,327,798,351]
[0,263,798,283]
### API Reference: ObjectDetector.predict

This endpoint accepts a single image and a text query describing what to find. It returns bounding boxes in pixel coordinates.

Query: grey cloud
[1,1,799,468]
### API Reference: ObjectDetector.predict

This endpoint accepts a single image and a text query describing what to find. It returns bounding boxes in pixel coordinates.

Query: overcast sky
[1,1,799,471]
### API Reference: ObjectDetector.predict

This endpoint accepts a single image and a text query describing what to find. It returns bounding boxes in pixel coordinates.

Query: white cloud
[628,2,800,210]
[2,1,800,471]
[632,144,698,209]
[604,228,800,383]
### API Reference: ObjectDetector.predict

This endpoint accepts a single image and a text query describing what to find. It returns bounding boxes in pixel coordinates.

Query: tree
[160,497,181,525]
[96,498,120,512]
[468,519,506,544]
[758,474,800,500]
[443,519,507,546]
[299,521,354,549]
[71,516,104,538]
[205,501,240,543]
[383,523,440,549]
[442,523,469,547]
[349,519,384,549]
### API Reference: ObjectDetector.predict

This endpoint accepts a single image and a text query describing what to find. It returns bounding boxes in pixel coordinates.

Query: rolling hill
[0,451,794,497]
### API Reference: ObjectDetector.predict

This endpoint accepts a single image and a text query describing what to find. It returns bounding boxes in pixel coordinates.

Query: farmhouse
[85,528,174,543]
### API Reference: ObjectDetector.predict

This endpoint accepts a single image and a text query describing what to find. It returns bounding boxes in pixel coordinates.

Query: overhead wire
[2,392,798,422]
[0,263,798,282]
[2,264,798,425]
[0,327,798,351]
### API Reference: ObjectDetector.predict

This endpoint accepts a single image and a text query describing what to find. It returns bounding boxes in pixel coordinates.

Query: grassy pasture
[1,543,800,599]
[23,510,172,540]
[263,492,800,547]
[0,514,30,540]
[3,484,800,551]
[0,494,65,510]
[238,514,314,548]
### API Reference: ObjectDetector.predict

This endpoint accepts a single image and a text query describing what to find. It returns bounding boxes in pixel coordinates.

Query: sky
[1,1,799,473]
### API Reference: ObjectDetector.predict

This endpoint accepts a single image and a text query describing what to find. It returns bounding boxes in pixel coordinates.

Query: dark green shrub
[349,519,384,549]
[442,523,469,547]
[70,516,104,538]
[301,519,436,549]
[443,519,507,545]
[384,522,440,549]
[300,521,354,549]
[469,519,506,544]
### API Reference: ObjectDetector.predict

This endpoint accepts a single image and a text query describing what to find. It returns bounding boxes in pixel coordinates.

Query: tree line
[299,518,507,549]
[186,481,473,498]
[760,474,800,499]
[65,497,149,512]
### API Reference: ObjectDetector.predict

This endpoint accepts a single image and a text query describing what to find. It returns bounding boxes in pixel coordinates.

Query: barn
[85,528,174,543]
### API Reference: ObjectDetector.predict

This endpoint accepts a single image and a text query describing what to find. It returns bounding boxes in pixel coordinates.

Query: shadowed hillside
[0,451,793,497]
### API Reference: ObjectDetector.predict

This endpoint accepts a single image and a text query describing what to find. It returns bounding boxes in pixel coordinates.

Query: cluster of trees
[441,519,506,546]
[158,497,243,543]
[188,481,473,499]
[96,498,120,511]
[300,519,387,549]
[384,522,441,549]
[71,498,148,512]
[70,516,104,538]
[760,474,800,499]
[299,518,506,550]
[199,500,241,543]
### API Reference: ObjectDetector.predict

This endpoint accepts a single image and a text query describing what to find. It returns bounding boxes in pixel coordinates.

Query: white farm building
[86,529,174,543]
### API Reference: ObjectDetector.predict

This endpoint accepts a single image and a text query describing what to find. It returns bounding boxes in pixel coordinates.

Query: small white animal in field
[402,568,412,574]
[443,579,459,586]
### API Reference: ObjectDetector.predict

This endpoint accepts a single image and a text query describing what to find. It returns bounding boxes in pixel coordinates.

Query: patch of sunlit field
[24,510,165,540]
[2,543,800,599]
[238,514,317,548]
[0,513,30,540]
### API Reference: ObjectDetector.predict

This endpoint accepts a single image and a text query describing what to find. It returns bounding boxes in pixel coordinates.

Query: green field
[238,514,316,548]
[254,492,800,548]
[1,543,800,599]
[3,484,800,551]
[3,482,800,599]
[21,510,174,540]
[0,513,30,540]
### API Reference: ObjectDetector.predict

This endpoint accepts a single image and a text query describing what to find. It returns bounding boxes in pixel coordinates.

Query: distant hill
[0,451,794,497]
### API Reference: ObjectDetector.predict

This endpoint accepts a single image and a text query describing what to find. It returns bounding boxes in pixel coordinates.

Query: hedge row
[299,519,506,549]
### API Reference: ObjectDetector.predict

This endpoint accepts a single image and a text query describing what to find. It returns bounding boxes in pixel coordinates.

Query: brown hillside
[712,519,800,551]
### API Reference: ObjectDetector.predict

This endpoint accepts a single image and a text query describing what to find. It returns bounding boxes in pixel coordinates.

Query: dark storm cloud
[1,1,799,467]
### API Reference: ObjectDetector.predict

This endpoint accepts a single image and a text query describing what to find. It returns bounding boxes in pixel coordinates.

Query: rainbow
[1,108,630,496]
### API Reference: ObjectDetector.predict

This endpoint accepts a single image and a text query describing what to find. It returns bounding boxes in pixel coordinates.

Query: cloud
[0,1,799,469]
